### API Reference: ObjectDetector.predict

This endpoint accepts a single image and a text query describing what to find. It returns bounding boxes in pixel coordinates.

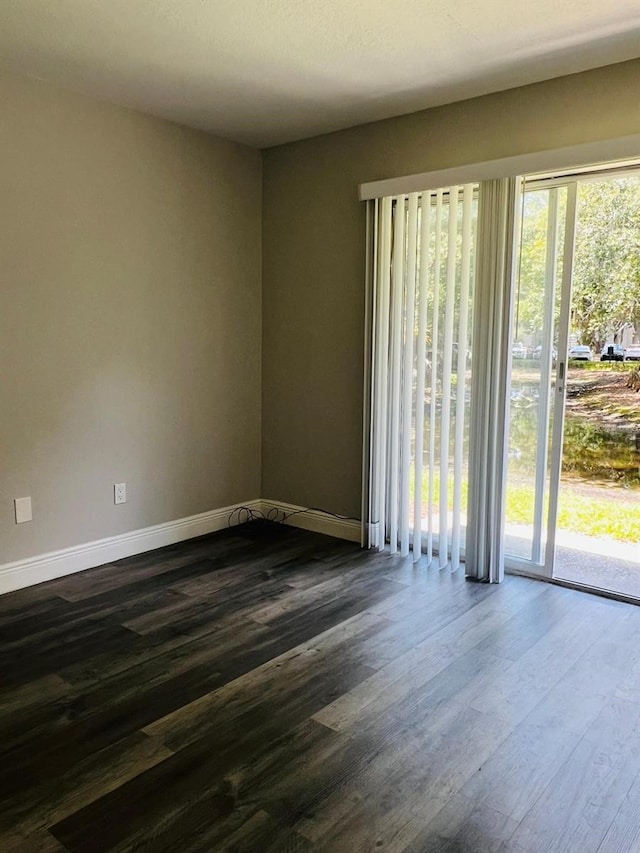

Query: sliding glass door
[366,164,639,592]
[504,180,578,577]
[506,168,640,593]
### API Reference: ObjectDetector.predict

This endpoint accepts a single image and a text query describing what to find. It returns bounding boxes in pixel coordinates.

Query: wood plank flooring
[1,521,640,852]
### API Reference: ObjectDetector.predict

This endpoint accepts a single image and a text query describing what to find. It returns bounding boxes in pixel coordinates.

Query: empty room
[2,2,640,851]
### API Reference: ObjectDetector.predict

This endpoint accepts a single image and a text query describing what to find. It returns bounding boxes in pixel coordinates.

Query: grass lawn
[419,473,639,543]
[504,481,638,543]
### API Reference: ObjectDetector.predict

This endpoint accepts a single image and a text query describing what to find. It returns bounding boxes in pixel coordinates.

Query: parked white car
[624,344,640,362]
[568,345,593,361]
[533,345,558,364]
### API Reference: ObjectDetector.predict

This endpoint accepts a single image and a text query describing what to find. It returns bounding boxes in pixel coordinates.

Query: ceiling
[1,0,640,148]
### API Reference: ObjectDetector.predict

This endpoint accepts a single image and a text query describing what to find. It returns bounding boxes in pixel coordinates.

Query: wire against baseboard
[226,505,285,527]
[227,504,362,529]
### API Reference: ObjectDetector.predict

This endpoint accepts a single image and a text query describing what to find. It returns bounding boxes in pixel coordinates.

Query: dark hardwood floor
[1,521,640,852]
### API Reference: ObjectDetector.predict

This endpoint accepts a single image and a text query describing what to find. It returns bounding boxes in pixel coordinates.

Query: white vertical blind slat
[428,191,444,563]
[400,193,419,556]
[388,196,406,553]
[412,194,431,561]
[451,183,474,568]
[366,199,378,548]
[439,186,459,568]
[374,197,393,550]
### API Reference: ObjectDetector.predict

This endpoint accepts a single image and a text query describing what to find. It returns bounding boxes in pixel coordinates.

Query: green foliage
[566,361,634,371]
[514,189,565,340]
[514,177,640,348]
[573,178,640,347]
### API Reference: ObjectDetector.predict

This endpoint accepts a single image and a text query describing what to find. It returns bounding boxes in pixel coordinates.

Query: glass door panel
[504,183,573,576]
[552,175,640,597]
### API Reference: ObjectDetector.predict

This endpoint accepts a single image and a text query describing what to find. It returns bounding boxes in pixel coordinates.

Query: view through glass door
[505,169,640,597]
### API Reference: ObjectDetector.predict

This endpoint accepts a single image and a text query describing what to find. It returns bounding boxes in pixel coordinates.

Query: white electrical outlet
[14,496,33,523]
[114,483,127,505]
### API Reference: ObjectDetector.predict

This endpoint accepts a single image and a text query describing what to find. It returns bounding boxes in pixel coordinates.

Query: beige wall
[262,58,640,518]
[0,75,262,563]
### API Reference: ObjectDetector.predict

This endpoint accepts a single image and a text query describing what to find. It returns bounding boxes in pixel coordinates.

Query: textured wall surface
[0,74,262,564]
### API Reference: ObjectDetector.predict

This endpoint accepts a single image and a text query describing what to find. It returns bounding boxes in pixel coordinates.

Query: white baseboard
[0,499,262,596]
[0,499,363,596]
[260,499,362,543]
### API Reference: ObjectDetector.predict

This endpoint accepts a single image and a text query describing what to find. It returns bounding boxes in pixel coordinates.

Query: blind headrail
[358,134,640,200]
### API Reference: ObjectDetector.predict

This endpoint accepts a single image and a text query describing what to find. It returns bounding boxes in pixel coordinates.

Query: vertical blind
[466,177,519,582]
[368,185,478,565]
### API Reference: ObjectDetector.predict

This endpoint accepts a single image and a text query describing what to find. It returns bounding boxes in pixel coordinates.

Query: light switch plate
[15,496,32,524]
